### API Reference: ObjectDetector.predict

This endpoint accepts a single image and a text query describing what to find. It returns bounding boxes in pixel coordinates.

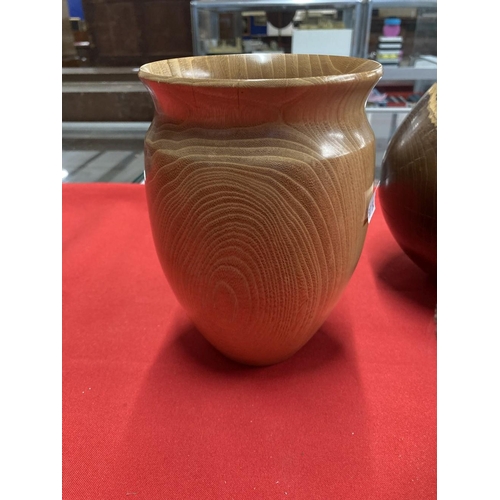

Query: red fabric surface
[62,183,436,499]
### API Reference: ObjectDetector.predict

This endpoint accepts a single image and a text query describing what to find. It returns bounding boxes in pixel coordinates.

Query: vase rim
[138,54,382,88]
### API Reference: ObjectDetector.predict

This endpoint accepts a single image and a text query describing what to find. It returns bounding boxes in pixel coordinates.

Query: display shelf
[190,0,372,58]
[62,67,140,82]
[190,0,436,91]
[372,0,436,7]
[370,0,436,93]
[379,65,436,82]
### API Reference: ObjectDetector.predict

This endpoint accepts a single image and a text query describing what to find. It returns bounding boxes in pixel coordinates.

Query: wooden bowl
[139,54,382,365]
[378,83,437,275]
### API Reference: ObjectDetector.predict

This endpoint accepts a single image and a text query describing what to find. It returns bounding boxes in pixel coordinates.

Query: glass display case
[370,1,436,66]
[370,0,437,92]
[190,0,436,87]
[190,0,373,58]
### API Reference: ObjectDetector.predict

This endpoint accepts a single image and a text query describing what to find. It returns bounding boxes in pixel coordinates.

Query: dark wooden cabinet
[82,0,193,66]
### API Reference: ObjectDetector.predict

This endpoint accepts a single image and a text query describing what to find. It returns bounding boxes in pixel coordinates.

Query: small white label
[368,181,379,223]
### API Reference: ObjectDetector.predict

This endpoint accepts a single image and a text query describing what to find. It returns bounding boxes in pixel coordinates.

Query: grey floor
[62,122,148,184]
[62,110,409,184]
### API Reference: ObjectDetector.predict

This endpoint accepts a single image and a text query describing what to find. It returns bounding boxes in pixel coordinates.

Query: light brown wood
[139,54,382,365]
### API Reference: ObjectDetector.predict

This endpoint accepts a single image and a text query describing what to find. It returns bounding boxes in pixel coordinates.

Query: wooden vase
[139,54,382,365]
[378,83,437,275]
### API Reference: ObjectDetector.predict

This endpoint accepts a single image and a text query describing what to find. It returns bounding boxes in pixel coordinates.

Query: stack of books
[376,36,403,66]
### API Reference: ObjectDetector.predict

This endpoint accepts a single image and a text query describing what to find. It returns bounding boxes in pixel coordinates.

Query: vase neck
[142,79,378,127]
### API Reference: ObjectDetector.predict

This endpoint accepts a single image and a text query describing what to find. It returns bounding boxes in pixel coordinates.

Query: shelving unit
[371,0,437,89]
[190,0,436,75]
[190,0,373,58]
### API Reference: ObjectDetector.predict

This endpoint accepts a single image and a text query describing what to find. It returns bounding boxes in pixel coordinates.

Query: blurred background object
[62,0,436,184]
[62,0,79,67]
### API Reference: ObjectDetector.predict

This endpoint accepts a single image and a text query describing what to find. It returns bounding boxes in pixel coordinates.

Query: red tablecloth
[62,183,436,499]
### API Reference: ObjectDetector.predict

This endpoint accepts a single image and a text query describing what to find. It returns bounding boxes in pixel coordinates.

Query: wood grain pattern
[379,83,437,275]
[139,54,382,365]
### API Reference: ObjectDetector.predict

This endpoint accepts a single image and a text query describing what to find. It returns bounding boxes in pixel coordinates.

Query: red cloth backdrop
[62,184,436,499]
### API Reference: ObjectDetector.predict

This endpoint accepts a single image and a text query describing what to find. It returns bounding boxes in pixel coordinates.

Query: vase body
[139,54,382,365]
[379,83,437,275]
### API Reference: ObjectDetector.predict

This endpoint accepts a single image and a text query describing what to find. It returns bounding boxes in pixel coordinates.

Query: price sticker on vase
[368,181,379,223]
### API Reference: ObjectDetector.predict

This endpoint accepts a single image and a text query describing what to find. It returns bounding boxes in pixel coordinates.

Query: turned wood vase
[139,54,382,365]
[379,83,437,275]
